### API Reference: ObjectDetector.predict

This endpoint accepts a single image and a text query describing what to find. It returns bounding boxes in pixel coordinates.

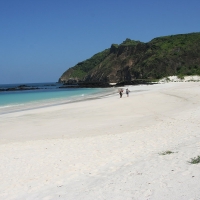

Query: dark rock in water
[18,84,29,88]
[0,87,40,92]
[0,89,6,92]
[59,79,158,88]
[78,81,111,88]
[60,81,111,88]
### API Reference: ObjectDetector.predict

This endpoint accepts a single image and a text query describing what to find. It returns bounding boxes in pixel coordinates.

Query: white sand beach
[0,82,200,200]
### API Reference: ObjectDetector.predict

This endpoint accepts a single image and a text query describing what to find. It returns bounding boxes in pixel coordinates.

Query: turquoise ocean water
[0,82,116,115]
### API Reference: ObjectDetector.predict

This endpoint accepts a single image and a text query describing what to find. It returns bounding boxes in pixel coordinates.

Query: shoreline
[1,82,200,199]
[0,82,196,143]
[0,87,117,116]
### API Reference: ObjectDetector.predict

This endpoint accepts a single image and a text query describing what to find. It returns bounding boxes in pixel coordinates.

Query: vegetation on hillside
[61,49,110,80]
[59,32,200,83]
[120,38,141,46]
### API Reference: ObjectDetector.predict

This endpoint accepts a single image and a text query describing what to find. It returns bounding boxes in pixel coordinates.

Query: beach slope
[0,82,200,200]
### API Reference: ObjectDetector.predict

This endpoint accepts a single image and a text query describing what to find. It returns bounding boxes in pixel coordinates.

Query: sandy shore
[0,82,200,200]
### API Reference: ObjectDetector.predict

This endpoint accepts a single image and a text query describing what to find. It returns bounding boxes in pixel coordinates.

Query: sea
[0,82,116,115]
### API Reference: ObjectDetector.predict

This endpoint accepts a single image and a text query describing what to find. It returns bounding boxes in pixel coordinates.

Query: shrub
[188,156,200,164]
[177,74,184,80]
[159,151,174,155]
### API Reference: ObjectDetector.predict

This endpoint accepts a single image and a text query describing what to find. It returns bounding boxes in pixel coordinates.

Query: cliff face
[59,33,200,84]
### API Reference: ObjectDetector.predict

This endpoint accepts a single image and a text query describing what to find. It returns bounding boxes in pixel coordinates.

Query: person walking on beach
[126,88,130,97]
[119,89,123,98]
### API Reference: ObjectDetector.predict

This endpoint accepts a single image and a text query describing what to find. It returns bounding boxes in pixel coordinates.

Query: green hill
[59,32,200,84]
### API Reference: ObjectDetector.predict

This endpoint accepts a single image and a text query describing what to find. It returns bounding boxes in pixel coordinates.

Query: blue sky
[0,0,200,84]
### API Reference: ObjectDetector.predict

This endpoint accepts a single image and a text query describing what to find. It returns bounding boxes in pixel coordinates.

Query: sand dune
[0,82,200,200]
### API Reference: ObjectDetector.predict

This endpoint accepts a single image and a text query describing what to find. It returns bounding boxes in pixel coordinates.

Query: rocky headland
[59,32,200,87]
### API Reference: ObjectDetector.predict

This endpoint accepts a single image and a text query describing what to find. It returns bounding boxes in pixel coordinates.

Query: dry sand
[0,82,200,200]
